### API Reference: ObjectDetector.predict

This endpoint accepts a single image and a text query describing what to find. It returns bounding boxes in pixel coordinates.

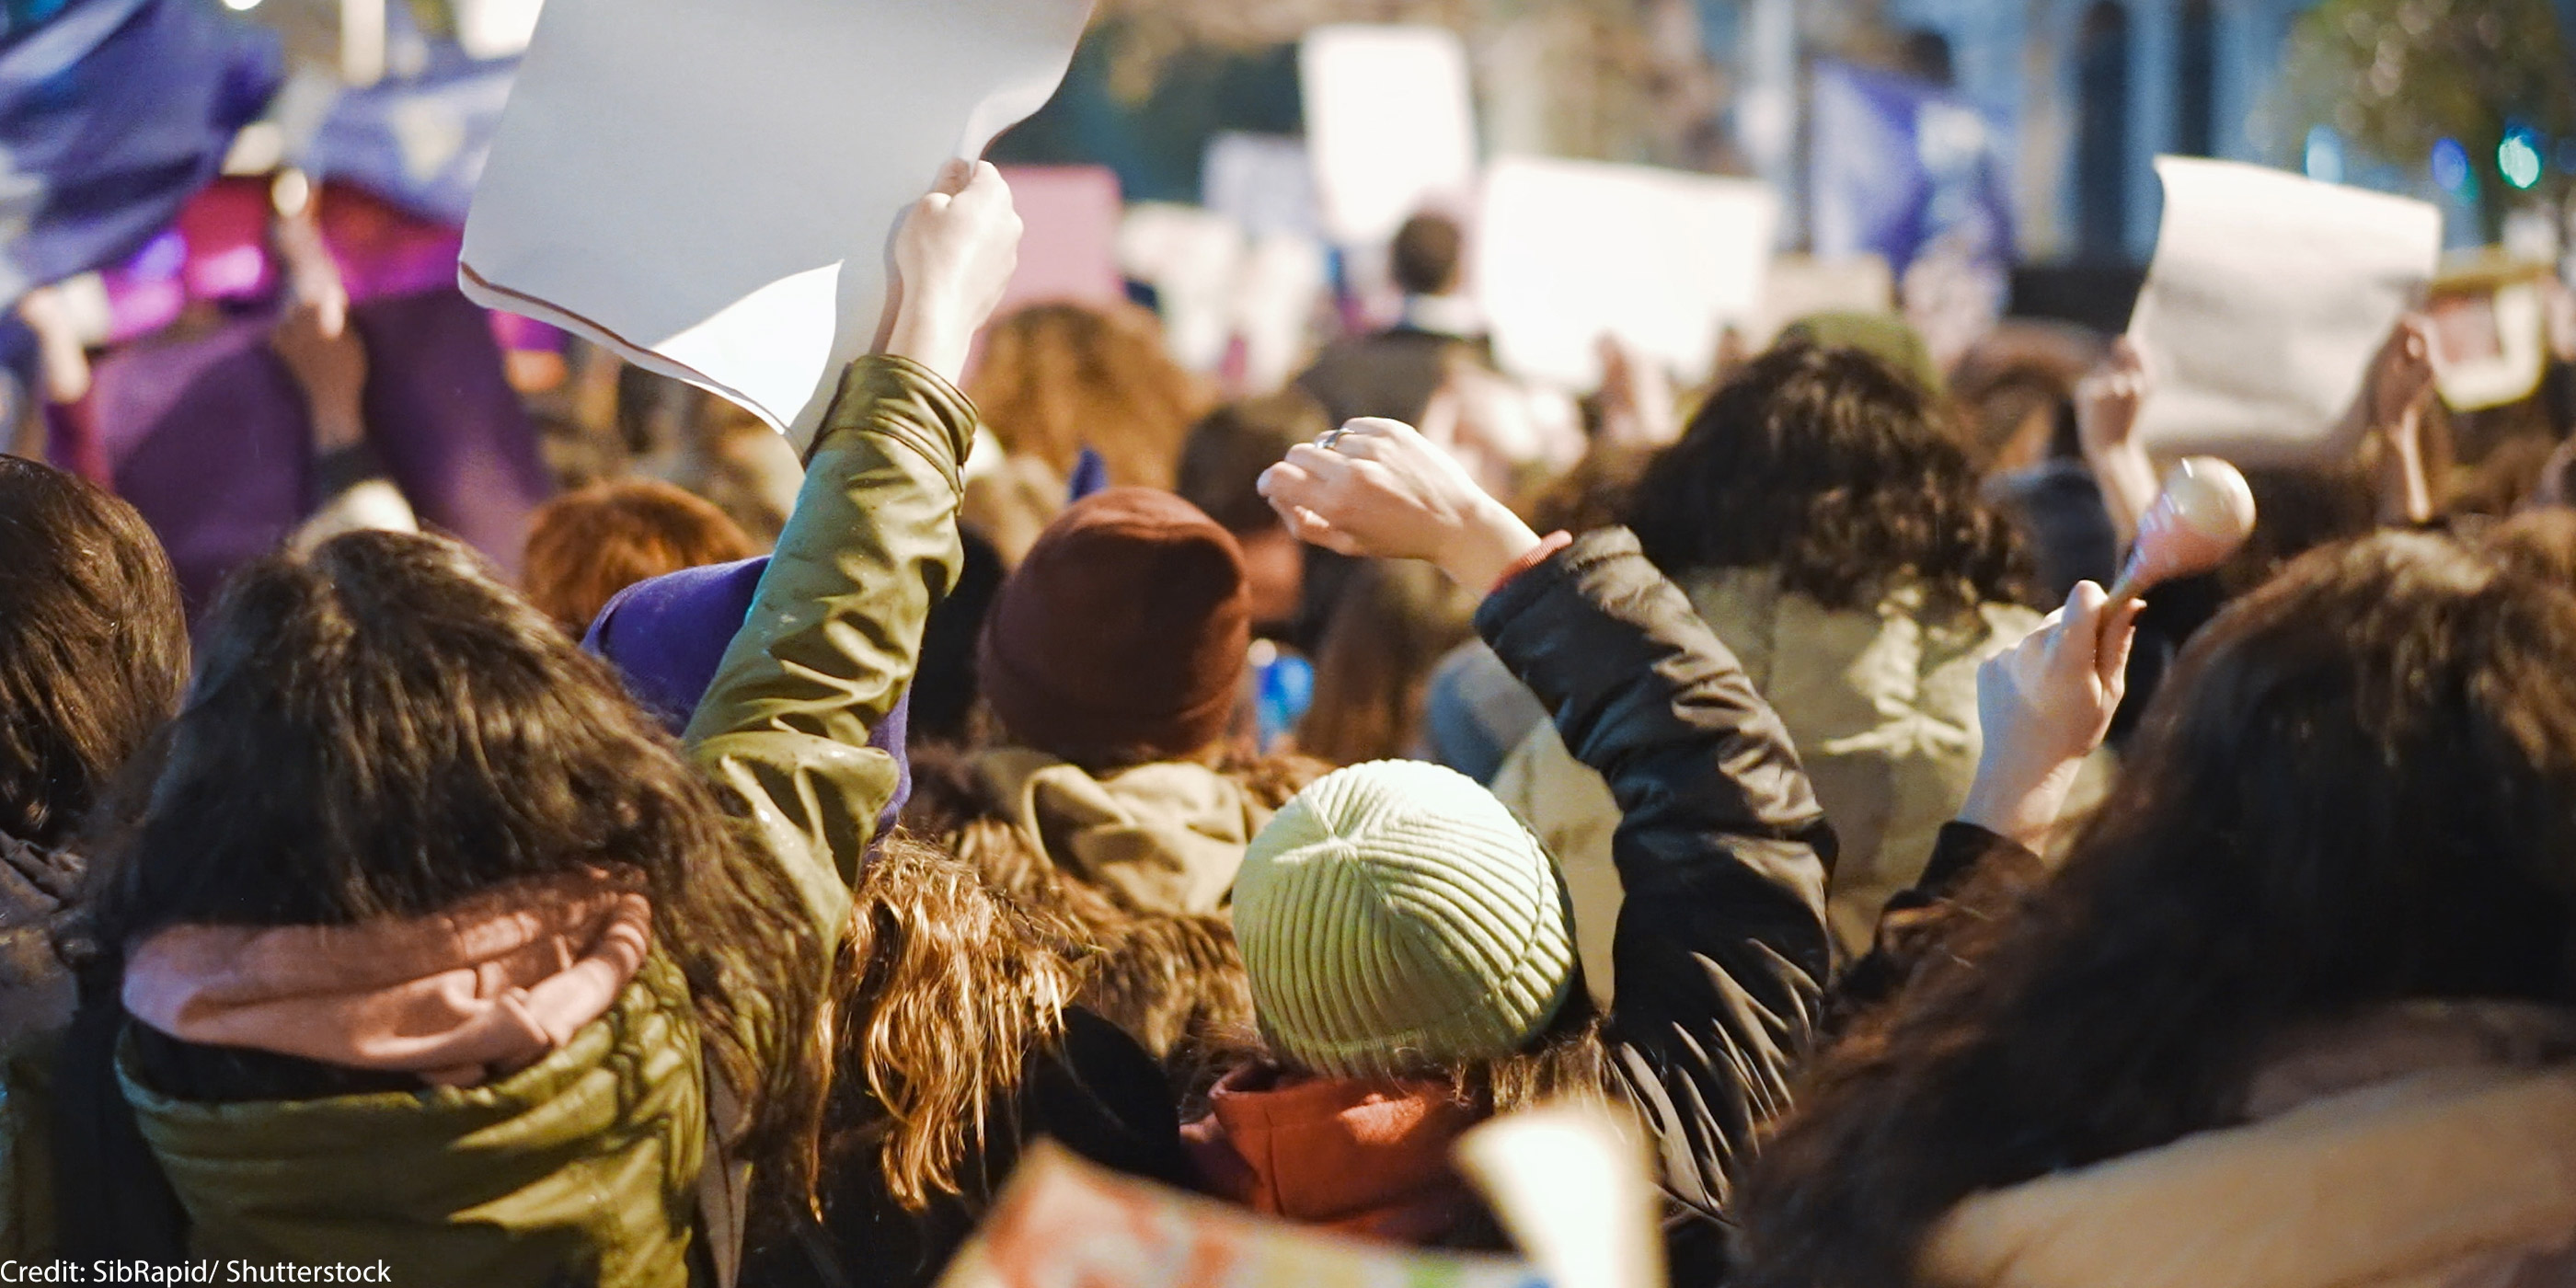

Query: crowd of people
[2,155,2575,1288]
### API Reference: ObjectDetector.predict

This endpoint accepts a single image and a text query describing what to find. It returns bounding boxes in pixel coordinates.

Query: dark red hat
[978,488,1251,766]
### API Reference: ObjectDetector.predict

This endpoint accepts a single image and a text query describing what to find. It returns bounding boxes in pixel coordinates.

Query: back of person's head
[89,530,826,1199]
[1391,213,1466,299]
[969,303,1211,490]
[1176,393,1329,536]
[1234,760,1599,1101]
[1627,342,2033,615]
[1737,527,2576,1288]
[0,456,187,848]
[2219,465,2380,597]
[978,488,1251,770]
[1294,560,1477,766]
[522,478,758,636]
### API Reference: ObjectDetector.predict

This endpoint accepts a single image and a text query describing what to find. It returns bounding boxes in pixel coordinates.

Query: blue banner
[1809,58,2015,277]
[303,37,516,227]
[0,0,281,302]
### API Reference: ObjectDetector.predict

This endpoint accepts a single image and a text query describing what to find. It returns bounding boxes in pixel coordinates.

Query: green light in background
[2500,129,2545,190]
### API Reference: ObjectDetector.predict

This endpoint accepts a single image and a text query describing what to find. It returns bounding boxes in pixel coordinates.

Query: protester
[972,302,1208,489]
[1176,391,1332,637]
[0,458,187,1042]
[1295,212,1491,430]
[1735,516,2576,1288]
[7,159,1022,1280]
[522,477,758,636]
[928,487,1275,919]
[1495,342,2050,960]
[1293,558,1476,765]
[747,836,1196,1288]
[1223,415,1834,1280]
[902,486,1304,1066]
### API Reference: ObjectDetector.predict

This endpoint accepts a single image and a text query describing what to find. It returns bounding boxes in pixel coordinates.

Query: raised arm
[685,160,1020,942]
[1260,417,1836,1224]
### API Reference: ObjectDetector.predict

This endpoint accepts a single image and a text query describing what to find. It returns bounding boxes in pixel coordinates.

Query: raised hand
[2077,339,2159,544]
[2365,313,2439,431]
[270,300,371,452]
[1257,417,1543,593]
[880,159,1023,384]
[1958,581,2143,850]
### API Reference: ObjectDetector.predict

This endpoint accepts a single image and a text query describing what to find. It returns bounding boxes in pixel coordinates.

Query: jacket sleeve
[683,355,973,948]
[1823,822,2046,1037]
[1475,528,1834,1225]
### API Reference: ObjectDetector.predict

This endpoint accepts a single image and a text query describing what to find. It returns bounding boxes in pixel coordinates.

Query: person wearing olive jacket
[0,163,1025,1285]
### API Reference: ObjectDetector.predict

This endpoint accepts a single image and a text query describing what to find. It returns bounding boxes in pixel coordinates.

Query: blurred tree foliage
[2278,0,2575,239]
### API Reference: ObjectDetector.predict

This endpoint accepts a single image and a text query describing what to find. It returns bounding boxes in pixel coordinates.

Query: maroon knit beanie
[979,488,1252,766]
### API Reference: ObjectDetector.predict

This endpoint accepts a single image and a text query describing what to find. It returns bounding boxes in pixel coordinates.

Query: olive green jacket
[0,355,976,1285]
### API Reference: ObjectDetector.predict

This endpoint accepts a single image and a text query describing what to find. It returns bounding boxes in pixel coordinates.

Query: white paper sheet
[458,0,1095,449]
[1299,25,1478,247]
[1476,155,1779,389]
[2128,157,2443,461]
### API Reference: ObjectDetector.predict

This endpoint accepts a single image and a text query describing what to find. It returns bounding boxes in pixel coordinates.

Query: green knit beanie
[1234,760,1579,1079]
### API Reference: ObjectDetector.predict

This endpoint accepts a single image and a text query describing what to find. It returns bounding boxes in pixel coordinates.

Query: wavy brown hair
[1627,343,2034,616]
[968,303,1212,490]
[0,457,187,848]
[1294,560,1478,766]
[1732,525,2576,1288]
[85,531,829,1213]
[821,834,1086,1212]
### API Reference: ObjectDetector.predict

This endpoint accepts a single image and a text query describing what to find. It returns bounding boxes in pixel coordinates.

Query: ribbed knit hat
[1234,760,1578,1079]
[979,488,1252,767]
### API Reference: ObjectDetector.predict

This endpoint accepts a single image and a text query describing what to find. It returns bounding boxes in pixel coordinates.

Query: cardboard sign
[1477,156,1778,389]
[459,0,1095,449]
[2128,157,2442,461]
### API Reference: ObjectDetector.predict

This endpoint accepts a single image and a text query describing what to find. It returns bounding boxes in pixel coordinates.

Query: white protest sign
[2129,157,2442,461]
[459,0,1095,450]
[1300,25,1478,247]
[1477,155,1779,389]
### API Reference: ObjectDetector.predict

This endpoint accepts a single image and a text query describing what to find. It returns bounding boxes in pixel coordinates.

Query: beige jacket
[1494,568,2055,971]
[973,748,1271,915]
[1924,1001,2576,1288]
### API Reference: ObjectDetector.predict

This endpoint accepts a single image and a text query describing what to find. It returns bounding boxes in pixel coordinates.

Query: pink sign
[995,165,1125,312]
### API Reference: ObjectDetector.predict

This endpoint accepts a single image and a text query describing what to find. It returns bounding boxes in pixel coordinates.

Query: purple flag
[0,0,282,301]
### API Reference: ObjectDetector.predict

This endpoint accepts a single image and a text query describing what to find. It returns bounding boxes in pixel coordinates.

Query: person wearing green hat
[1194,416,1837,1282]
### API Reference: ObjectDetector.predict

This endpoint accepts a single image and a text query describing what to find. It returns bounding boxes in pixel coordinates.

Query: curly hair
[1626,343,2034,616]
[1731,524,2576,1288]
[968,303,1212,490]
[821,834,1086,1212]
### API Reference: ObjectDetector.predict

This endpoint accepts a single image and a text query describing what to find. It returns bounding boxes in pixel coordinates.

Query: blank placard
[1477,155,1778,389]
[1300,25,1478,247]
[459,0,1094,449]
[2129,157,2442,461]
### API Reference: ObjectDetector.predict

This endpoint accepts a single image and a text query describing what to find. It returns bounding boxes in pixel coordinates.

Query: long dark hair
[86,530,829,1207]
[0,457,187,848]
[1733,526,2576,1288]
[1626,344,2033,615]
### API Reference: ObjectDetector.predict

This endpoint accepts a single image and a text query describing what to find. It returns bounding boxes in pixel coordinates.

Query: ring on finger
[1317,427,1350,453]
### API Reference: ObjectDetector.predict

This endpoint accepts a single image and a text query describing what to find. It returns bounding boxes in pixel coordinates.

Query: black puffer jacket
[1477,528,1836,1285]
